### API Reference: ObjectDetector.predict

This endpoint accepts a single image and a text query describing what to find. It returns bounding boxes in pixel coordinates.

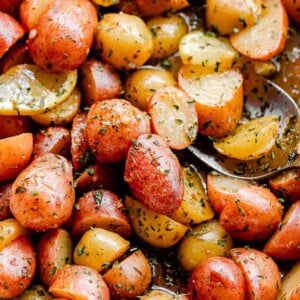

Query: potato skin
[0,182,13,220]
[124,134,183,215]
[37,228,73,286]
[0,11,24,58]
[219,185,283,242]
[0,115,32,139]
[79,58,122,106]
[72,189,132,239]
[187,256,247,300]
[10,153,75,231]
[28,0,97,73]
[103,250,152,299]
[0,235,36,299]
[87,99,151,163]
[49,265,110,300]
[33,126,71,158]
[264,201,300,260]
[230,248,281,300]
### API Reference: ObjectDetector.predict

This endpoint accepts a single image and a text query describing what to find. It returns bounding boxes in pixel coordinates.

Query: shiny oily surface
[188,73,300,180]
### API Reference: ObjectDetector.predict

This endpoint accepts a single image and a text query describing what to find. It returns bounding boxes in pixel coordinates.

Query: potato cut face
[0,64,77,115]
[214,115,279,161]
[179,31,236,70]
[179,68,243,106]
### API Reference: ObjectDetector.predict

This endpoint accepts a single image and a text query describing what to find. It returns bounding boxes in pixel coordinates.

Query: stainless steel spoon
[187,74,300,180]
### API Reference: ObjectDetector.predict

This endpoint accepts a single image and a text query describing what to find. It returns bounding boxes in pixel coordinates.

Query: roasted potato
[87,99,151,163]
[124,134,183,215]
[10,153,75,231]
[27,0,98,73]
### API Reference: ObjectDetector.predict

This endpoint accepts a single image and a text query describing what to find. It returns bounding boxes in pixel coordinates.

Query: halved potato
[206,0,262,35]
[31,87,81,126]
[214,115,279,160]
[230,0,289,60]
[178,67,243,138]
[125,195,188,248]
[171,166,214,225]
[179,31,236,71]
[0,64,77,115]
[73,227,130,273]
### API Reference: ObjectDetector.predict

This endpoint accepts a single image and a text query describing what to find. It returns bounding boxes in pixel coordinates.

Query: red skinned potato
[33,126,71,158]
[0,235,36,299]
[72,189,132,239]
[0,182,13,220]
[74,162,123,192]
[0,43,32,73]
[269,168,300,202]
[282,0,300,24]
[148,86,198,150]
[124,134,183,215]
[70,112,94,172]
[0,0,22,17]
[79,58,122,106]
[0,133,33,183]
[20,0,55,31]
[264,201,300,260]
[103,249,152,299]
[187,256,247,300]
[27,0,97,73]
[87,99,151,163]
[0,11,24,59]
[49,265,110,300]
[10,153,75,231]
[0,115,32,139]
[37,228,73,286]
[219,185,283,242]
[207,173,254,214]
[230,248,281,300]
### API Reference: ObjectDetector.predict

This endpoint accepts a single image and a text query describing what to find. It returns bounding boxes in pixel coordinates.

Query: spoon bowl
[188,74,300,180]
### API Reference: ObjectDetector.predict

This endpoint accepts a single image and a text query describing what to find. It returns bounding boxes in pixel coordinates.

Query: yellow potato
[73,227,130,273]
[31,87,81,126]
[171,166,214,225]
[91,0,119,7]
[96,13,153,70]
[125,195,188,248]
[179,31,236,71]
[214,115,279,161]
[206,0,262,35]
[124,67,176,111]
[178,219,233,272]
[0,218,30,252]
[147,14,188,62]
[0,64,77,115]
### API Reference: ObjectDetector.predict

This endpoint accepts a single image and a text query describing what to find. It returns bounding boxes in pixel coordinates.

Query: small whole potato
[10,153,75,231]
[187,256,247,300]
[147,14,188,63]
[86,99,151,163]
[124,134,183,215]
[28,0,98,73]
[96,12,153,70]
[124,67,176,111]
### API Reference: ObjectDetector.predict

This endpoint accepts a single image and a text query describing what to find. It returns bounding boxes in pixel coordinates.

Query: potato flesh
[179,31,236,70]
[179,68,243,106]
[0,64,77,115]
[214,115,279,160]
[206,0,262,35]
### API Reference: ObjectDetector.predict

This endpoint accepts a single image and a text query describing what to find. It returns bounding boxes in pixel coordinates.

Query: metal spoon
[187,73,300,180]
